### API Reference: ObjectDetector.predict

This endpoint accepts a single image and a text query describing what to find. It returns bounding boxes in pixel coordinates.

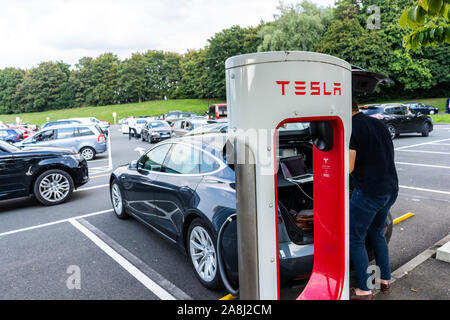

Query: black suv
[360,104,433,139]
[0,140,89,206]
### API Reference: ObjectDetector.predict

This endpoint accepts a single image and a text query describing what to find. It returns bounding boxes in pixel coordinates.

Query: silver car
[16,124,107,161]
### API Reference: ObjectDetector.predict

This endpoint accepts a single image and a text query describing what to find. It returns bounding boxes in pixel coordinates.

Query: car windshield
[149,121,168,128]
[0,140,20,152]
[360,106,384,115]
[137,120,147,124]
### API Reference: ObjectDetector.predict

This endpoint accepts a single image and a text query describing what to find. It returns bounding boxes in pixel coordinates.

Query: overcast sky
[0,0,335,69]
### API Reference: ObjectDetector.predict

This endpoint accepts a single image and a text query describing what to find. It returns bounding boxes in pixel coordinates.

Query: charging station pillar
[226,51,352,300]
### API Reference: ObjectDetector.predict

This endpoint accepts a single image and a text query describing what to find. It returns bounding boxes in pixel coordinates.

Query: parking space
[0,124,449,300]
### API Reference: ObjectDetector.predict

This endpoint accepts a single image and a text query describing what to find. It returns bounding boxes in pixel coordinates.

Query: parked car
[16,124,107,161]
[403,102,439,115]
[0,140,89,205]
[360,104,433,139]
[69,117,110,132]
[42,119,81,129]
[109,131,393,289]
[134,118,150,138]
[171,118,210,137]
[141,120,172,143]
[0,128,24,143]
[185,122,228,136]
[8,126,35,139]
[164,111,200,124]
[208,104,227,120]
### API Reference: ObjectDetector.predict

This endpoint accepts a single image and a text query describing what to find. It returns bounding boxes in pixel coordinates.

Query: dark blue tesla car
[109,131,393,290]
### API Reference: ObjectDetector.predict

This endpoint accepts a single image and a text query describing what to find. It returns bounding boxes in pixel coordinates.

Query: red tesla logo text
[276,81,342,96]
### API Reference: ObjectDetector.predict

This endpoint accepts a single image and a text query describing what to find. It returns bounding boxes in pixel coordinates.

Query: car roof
[165,133,228,159]
[39,123,99,130]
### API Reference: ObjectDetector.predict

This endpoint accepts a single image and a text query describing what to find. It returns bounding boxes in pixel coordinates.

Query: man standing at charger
[349,99,399,300]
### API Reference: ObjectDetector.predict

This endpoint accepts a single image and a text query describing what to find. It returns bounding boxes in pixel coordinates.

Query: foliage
[258,0,333,52]
[399,0,450,50]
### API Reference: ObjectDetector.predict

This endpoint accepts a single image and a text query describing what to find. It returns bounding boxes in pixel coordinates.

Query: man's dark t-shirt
[350,112,399,196]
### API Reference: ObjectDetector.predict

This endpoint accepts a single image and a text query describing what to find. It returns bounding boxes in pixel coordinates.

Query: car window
[391,107,404,115]
[200,151,221,173]
[77,127,95,136]
[139,144,171,172]
[35,130,55,142]
[165,144,200,175]
[57,127,76,139]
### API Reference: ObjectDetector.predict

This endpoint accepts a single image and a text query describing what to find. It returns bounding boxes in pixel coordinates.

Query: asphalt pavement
[0,124,449,300]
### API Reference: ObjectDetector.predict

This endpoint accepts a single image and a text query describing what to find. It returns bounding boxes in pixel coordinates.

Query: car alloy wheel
[39,173,71,203]
[189,225,218,284]
[80,147,95,161]
[421,122,430,137]
[110,181,128,219]
[387,125,396,140]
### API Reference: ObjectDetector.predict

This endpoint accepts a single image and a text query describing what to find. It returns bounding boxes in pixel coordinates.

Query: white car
[121,117,130,134]
[69,117,110,132]
[135,118,151,137]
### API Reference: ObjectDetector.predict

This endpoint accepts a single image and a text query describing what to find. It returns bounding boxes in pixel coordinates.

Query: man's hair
[352,99,359,112]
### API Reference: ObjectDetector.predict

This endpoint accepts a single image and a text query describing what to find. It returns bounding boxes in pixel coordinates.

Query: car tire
[421,122,430,137]
[80,147,96,161]
[187,218,222,289]
[386,125,397,140]
[110,180,129,219]
[34,169,74,206]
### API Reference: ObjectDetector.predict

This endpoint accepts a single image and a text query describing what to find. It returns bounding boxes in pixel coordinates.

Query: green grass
[0,99,225,126]
[1,97,448,126]
[430,114,450,123]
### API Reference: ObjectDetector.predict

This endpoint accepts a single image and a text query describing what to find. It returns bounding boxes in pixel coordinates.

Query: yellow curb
[219,294,237,300]
[393,212,415,225]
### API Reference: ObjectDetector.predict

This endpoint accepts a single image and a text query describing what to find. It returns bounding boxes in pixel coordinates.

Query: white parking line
[396,149,450,155]
[77,218,192,300]
[69,219,176,300]
[0,209,112,238]
[399,185,450,196]
[75,184,109,192]
[395,138,450,150]
[396,162,450,169]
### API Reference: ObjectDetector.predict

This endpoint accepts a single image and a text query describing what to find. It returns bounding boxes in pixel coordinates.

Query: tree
[89,53,120,106]
[118,53,148,103]
[399,0,450,50]
[15,62,68,112]
[205,26,262,99]
[258,0,333,52]
[0,68,24,114]
[315,19,391,76]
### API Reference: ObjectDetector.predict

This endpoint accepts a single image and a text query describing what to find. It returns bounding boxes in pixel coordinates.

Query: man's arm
[349,149,356,174]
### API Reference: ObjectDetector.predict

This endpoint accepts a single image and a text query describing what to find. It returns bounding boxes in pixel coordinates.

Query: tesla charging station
[226,51,352,300]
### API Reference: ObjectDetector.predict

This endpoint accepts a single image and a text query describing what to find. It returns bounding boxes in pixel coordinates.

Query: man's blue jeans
[350,188,398,291]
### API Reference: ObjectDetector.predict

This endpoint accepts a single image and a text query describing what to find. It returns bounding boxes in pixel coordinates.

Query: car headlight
[67,154,84,162]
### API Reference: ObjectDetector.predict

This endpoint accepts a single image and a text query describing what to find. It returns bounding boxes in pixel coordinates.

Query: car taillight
[98,134,105,143]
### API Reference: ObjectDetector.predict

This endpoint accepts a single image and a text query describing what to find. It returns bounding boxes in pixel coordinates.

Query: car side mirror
[129,160,137,170]
[309,121,334,152]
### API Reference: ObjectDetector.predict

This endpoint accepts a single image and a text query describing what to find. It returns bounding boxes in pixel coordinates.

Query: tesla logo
[324,158,329,164]
[276,81,342,96]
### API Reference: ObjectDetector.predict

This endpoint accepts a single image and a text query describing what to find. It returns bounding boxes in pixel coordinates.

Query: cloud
[0,0,335,69]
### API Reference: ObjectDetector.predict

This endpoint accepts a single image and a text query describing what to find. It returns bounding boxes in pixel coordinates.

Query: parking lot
[1,124,449,300]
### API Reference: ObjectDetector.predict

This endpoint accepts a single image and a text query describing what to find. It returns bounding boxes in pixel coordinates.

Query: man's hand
[349,149,356,174]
